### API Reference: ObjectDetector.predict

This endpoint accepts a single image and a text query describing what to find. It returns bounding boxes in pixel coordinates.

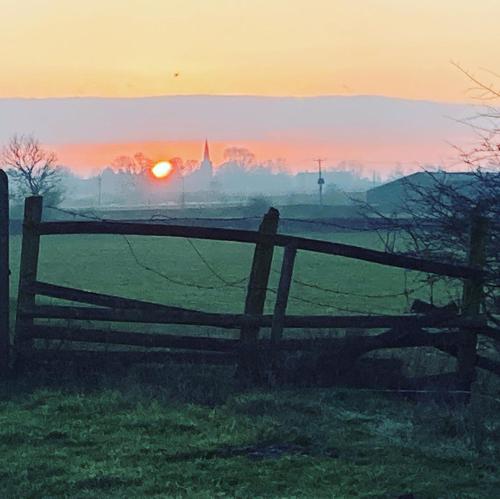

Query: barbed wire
[149,213,261,224]
[145,213,408,233]
[120,235,245,291]
[331,387,500,406]
[111,208,438,312]
[46,205,107,221]
[43,204,429,315]
[142,213,425,310]
[28,205,500,390]
[182,238,248,288]
[286,292,400,315]
[48,205,250,290]
[279,216,408,232]
[284,273,429,300]
[46,205,409,233]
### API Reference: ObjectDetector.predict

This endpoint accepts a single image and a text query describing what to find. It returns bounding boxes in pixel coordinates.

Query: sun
[151,161,172,179]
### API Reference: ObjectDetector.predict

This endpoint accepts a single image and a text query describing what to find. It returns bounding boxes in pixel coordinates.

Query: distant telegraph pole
[314,158,326,205]
[180,165,186,209]
[97,174,102,207]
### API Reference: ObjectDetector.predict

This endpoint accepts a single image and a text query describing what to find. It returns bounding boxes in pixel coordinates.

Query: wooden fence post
[270,242,297,379]
[0,171,9,375]
[238,207,279,382]
[457,208,488,393]
[14,196,43,358]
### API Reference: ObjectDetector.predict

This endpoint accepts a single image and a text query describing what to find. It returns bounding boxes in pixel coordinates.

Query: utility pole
[180,166,185,209]
[314,158,326,205]
[97,174,102,207]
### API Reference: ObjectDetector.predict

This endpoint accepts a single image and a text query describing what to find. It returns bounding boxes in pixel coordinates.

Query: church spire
[203,139,210,162]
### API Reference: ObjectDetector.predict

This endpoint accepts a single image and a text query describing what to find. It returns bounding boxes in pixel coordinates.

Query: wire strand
[44,205,435,315]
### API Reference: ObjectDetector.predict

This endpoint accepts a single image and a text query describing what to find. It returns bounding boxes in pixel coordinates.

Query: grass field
[9,230,457,318]
[1,367,499,498]
[2,230,499,498]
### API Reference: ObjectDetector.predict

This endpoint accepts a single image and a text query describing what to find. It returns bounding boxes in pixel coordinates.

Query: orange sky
[1,0,499,102]
[51,138,463,177]
[1,1,498,175]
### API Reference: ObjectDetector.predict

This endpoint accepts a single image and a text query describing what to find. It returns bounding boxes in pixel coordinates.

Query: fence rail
[6,194,497,393]
[38,220,475,278]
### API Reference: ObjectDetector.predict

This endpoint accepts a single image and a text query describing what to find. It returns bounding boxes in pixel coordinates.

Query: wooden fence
[5,193,500,390]
[0,171,9,375]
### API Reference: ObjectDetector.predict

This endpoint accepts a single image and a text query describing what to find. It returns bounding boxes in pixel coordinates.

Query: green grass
[1,367,499,498]
[3,230,498,497]
[9,230,458,317]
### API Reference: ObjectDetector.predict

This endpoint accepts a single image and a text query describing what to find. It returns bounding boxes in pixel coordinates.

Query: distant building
[366,171,498,210]
[186,139,214,191]
[200,140,213,176]
[294,170,373,192]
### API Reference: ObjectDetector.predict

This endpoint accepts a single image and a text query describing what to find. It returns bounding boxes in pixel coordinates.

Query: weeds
[0,363,499,497]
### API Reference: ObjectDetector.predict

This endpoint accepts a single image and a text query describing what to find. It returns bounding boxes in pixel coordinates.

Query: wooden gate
[12,195,500,388]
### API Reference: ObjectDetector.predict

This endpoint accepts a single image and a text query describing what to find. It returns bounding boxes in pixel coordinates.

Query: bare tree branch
[1,134,64,205]
[362,66,500,318]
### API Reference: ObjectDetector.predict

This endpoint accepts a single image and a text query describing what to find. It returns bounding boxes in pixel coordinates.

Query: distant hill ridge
[0,94,474,144]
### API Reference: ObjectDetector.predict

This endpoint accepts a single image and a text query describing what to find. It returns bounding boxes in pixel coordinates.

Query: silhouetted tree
[365,67,499,317]
[111,152,153,175]
[1,134,64,205]
[223,146,255,169]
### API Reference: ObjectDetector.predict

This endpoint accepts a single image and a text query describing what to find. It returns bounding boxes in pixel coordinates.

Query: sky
[1,0,499,101]
[1,0,498,173]
[0,96,476,175]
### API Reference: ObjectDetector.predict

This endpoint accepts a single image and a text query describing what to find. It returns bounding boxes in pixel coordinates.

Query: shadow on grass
[0,358,240,407]
[154,441,339,462]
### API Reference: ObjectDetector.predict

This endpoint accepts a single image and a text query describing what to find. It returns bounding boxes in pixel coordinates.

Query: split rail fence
[2,189,500,389]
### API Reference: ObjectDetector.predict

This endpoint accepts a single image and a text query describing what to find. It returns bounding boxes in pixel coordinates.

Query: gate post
[14,196,43,358]
[270,242,297,380]
[0,170,9,375]
[457,208,488,394]
[238,207,279,383]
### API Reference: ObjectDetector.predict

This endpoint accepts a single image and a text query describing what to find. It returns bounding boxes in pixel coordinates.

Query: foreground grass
[0,366,499,498]
[4,230,497,497]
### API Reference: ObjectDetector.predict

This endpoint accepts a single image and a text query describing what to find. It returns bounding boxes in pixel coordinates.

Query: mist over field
[0,95,476,174]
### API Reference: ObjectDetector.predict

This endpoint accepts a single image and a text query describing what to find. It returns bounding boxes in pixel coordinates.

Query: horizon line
[0,93,475,106]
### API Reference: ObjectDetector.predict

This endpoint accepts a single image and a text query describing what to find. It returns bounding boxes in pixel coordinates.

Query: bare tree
[364,66,500,316]
[110,152,154,202]
[110,152,153,175]
[1,134,64,205]
[183,159,199,175]
[223,146,255,169]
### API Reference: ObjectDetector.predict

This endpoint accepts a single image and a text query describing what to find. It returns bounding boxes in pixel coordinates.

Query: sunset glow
[1,0,498,176]
[1,0,499,102]
[151,161,172,179]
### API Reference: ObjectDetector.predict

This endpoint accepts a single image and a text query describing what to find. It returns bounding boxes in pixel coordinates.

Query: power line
[43,205,425,315]
[47,205,412,233]
[121,235,246,291]
[289,276,429,300]
[47,205,249,291]
[184,238,248,288]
